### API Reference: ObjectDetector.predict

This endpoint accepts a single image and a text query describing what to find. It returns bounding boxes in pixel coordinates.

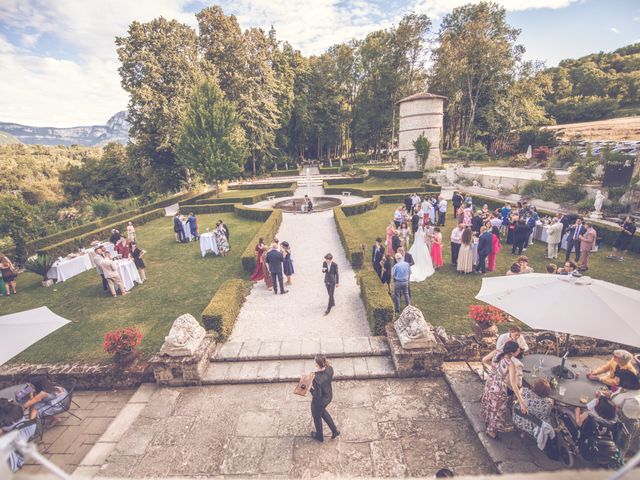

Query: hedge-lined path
[228,205,370,342]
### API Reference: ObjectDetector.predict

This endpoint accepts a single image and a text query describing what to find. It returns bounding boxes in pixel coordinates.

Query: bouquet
[102,326,143,355]
[469,305,509,329]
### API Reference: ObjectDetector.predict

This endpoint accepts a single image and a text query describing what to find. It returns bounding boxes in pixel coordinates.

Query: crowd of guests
[94,227,147,297]
[173,212,230,256]
[481,328,640,462]
[249,237,295,293]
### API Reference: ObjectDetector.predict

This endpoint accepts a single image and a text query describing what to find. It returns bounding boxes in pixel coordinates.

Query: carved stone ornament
[159,313,206,357]
[393,305,437,349]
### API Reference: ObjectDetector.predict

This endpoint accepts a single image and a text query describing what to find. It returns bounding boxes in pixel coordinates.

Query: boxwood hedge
[270,169,300,177]
[228,182,296,191]
[358,270,395,335]
[201,278,252,340]
[324,177,366,185]
[240,209,283,273]
[319,167,341,174]
[340,197,380,216]
[368,169,424,179]
[179,203,236,214]
[333,207,364,268]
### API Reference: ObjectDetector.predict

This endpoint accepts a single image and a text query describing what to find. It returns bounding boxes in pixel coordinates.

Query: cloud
[411,0,580,17]
[610,27,620,33]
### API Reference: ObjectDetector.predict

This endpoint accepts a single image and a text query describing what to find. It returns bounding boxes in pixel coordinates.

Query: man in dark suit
[476,227,494,275]
[265,243,287,294]
[310,354,339,442]
[403,195,413,212]
[452,191,463,219]
[371,238,384,279]
[322,253,339,315]
[565,218,586,262]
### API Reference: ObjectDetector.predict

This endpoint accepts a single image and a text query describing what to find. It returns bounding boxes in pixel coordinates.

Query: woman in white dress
[408,226,435,282]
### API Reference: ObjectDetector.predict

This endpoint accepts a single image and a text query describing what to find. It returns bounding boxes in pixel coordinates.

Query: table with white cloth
[115,259,141,291]
[47,254,93,283]
[199,232,219,257]
[533,223,549,243]
[83,241,115,266]
[181,220,193,242]
[472,241,479,266]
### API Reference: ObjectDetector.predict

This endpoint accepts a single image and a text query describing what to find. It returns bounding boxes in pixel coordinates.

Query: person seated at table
[496,325,529,357]
[21,376,68,423]
[0,398,36,473]
[512,379,554,444]
[558,261,577,275]
[114,237,130,258]
[609,370,640,455]
[518,255,534,273]
[546,263,558,274]
[506,262,521,276]
[588,350,637,388]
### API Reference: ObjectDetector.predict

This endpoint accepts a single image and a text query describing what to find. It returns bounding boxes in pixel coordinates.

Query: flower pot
[472,320,498,340]
[114,349,139,368]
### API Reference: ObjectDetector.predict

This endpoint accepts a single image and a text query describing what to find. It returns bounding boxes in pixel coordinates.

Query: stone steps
[212,336,389,362]
[202,355,396,385]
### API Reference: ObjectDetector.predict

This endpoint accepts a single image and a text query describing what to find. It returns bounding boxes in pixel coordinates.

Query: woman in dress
[0,254,17,295]
[22,375,68,422]
[487,226,502,272]
[126,221,136,242]
[398,222,411,250]
[513,379,554,441]
[380,254,392,294]
[385,221,396,255]
[214,223,230,256]
[481,341,527,439]
[430,227,443,269]
[129,242,146,283]
[463,203,473,226]
[250,238,267,282]
[281,241,294,285]
[408,226,435,282]
[457,227,474,274]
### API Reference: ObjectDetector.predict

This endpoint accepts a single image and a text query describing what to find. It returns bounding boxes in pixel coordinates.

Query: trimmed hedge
[196,185,296,206]
[319,167,341,174]
[36,208,165,258]
[368,169,424,179]
[234,204,274,222]
[241,209,283,273]
[228,182,296,191]
[324,176,366,185]
[341,196,380,216]
[378,190,442,203]
[358,270,395,335]
[333,207,364,268]
[323,183,441,197]
[179,203,236,214]
[201,278,252,340]
[270,169,300,177]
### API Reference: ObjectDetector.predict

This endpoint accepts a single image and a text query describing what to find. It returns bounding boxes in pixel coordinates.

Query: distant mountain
[0,111,130,147]
[0,131,21,145]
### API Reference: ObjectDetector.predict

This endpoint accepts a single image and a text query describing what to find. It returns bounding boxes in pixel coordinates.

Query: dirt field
[544,116,640,141]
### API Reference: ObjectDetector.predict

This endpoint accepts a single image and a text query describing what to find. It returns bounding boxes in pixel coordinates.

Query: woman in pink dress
[463,204,473,226]
[250,238,267,281]
[385,221,396,255]
[487,226,502,272]
[430,227,443,269]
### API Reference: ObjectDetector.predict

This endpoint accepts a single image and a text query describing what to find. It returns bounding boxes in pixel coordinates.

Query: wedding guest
[464,193,473,209]
[450,223,464,266]
[471,210,483,235]
[250,238,267,282]
[462,203,473,226]
[281,241,295,285]
[457,227,474,274]
[101,253,127,297]
[0,398,36,472]
[173,212,185,243]
[526,207,539,246]
[578,221,597,272]
[452,191,463,219]
[496,325,529,354]
[507,214,517,245]
[398,222,411,250]
[22,375,68,422]
[0,254,18,295]
[266,242,287,295]
[130,242,146,283]
[115,237,130,258]
[109,228,121,245]
[609,216,636,261]
[218,219,230,240]
[310,354,340,442]
[411,208,420,235]
[392,253,411,313]
[546,263,558,274]
[611,370,640,455]
[518,255,534,273]
[0,271,5,297]
[558,260,577,275]
[506,263,521,276]
[489,214,502,230]
[188,212,199,241]
[386,221,397,255]
[372,238,384,279]
[545,217,563,259]
[126,221,136,242]
[322,253,339,314]
[513,379,554,443]
[565,218,586,262]
[501,203,511,235]
[476,226,494,275]
[421,196,431,225]
[393,206,404,228]
[431,227,443,269]
[214,222,230,256]
[437,196,447,226]
[481,341,527,439]
[587,350,637,387]
[93,247,109,293]
[487,226,502,272]
[380,254,392,294]
[512,219,529,255]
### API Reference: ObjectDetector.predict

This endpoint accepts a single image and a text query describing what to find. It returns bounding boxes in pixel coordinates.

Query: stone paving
[19,389,133,475]
[96,379,495,478]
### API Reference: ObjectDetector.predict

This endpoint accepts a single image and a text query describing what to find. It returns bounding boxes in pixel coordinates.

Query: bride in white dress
[408,226,435,282]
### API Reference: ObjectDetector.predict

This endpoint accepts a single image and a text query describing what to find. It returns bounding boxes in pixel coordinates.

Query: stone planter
[114,349,141,368]
[471,321,498,339]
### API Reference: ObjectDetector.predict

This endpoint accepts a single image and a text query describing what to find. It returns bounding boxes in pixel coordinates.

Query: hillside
[544,116,640,141]
[0,111,129,147]
[0,131,21,145]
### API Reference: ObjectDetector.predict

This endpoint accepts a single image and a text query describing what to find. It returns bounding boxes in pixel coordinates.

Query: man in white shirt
[393,207,403,228]
[411,193,420,208]
[490,215,503,229]
[496,325,529,356]
[101,253,127,297]
[450,223,464,265]
[437,197,447,226]
[93,247,109,293]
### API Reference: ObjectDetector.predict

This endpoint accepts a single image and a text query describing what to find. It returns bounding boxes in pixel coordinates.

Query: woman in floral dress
[512,379,554,440]
[481,341,527,439]
[214,222,230,256]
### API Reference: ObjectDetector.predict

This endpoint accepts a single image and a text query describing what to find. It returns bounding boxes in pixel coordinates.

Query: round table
[522,354,602,407]
[199,232,219,257]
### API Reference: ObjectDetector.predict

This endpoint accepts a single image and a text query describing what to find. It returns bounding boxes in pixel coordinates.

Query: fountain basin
[273,196,342,213]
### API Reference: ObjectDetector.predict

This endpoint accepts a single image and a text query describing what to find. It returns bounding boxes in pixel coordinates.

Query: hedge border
[358,270,395,335]
[368,170,424,179]
[333,207,363,269]
[234,204,274,222]
[319,167,341,174]
[228,182,296,191]
[270,169,300,178]
[195,185,296,206]
[240,209,283,273]
[179,203,236,214]
[322,183,442,197]
[340,197,380,216]
[324,177,366,185]
[201,278,252,340]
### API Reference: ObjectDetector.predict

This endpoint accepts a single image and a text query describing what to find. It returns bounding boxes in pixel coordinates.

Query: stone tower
[397,93,446,171]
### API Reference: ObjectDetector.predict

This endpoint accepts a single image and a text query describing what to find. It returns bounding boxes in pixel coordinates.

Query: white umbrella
[0,307,70,365]
[475,273,640,347]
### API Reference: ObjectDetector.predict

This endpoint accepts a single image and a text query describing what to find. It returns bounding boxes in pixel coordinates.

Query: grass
[346,203,640,335]
[336,177,424,191]
[217,188,292,198]
[0,213,262,364]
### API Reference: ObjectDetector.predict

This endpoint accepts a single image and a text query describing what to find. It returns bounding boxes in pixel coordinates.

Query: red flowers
[469,305,509,328]
[102,326,143,355]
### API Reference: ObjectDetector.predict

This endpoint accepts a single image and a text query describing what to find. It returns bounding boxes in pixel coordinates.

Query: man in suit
[476,227,494,275]
[403,195,413,213]
[437,196,447,226]
[322,253,339,315]
[173,213,184,243]
[545,218,563,259]
[452,191,463,219]
[310,354,339,442]
[450,223,464,265]
[371,238,384,279]
[565,218,586,262]
[578,222,597,271]
[265,243,287,295]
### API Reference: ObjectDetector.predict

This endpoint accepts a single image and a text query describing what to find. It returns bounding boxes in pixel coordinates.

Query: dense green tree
[176,81,246,185]
[0,195,39,264]
[116,17,200,192]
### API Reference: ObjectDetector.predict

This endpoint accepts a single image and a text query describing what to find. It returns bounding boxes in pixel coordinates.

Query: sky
[0,0,638,127]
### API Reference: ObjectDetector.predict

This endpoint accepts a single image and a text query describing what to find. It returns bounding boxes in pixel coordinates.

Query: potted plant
[102,326,143,367]
[24,254,56,287]
[469,304,509,339]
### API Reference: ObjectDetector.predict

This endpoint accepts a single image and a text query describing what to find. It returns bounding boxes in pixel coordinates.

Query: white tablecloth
[181,220,193,242]
[83,242,115,266]
[47,254,93,283]
[116,259,141,291]
[199,232,219,257]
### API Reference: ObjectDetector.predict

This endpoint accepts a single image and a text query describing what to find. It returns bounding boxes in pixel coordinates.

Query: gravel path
[229,188,370,341]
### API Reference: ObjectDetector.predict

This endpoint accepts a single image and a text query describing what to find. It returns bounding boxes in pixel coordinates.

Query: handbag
[294,372,314,397]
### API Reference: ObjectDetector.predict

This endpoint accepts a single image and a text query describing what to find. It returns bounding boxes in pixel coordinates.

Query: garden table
[115,259,141,291]
[199,232,219,257]
[522,354,601,408]
[46,254,93,283]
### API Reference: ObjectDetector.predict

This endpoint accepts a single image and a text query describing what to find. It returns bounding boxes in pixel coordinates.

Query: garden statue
[590,190,605,219]
[160,313,206,357]
[394,305,437,349]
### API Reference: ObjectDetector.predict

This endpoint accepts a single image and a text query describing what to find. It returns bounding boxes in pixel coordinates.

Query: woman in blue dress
[22,376,67,423]
[281,241,295,285]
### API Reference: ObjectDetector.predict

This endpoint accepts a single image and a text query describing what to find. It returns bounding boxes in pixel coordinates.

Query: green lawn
[347,204,640,335]
[1,213,262,364]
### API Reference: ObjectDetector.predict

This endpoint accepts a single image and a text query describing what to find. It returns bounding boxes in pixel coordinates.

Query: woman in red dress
[430,227,443,268]
[250,238,267,282]
[487,226,502,272]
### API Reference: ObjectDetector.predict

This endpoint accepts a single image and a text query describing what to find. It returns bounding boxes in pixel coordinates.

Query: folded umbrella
[475,273,640,348]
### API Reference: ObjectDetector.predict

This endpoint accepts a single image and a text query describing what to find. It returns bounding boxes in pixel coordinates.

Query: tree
[0,195,39,264]
[413,134,431,170]
[176,81,246,185]
[116,17,200,192]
